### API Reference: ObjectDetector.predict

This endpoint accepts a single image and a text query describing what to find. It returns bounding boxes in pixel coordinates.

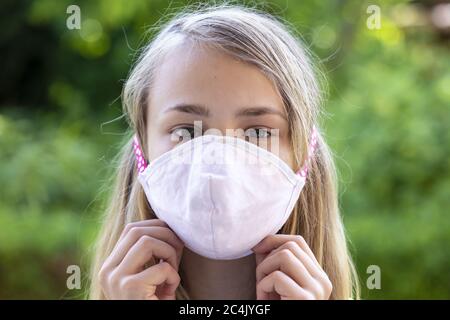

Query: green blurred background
[0,0,449,299]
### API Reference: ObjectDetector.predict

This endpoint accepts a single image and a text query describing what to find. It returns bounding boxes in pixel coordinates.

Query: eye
[170,125,202,143]
[244,127,272,140]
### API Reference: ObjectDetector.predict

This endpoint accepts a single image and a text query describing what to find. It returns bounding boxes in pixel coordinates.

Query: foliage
[0,0,448,299]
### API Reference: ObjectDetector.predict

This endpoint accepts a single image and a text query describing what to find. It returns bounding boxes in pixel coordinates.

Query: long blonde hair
[90,4,359,300]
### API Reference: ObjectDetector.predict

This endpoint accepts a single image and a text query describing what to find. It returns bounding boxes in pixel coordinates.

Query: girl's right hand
[98,219,184,300]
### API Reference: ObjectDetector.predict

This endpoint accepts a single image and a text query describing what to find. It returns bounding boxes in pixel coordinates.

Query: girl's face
[145,40,294,169]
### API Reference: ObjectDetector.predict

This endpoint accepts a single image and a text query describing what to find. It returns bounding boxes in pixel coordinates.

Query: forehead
[148,39,284,115]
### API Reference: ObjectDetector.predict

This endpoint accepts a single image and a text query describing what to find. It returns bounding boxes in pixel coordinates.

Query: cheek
[146,131,176,162]
[279,140,296,171]
[146,113,181,161]
[266,130,295,170]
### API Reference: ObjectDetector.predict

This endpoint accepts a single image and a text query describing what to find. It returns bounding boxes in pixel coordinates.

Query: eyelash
[244,127,272,139]
[170,125,199,141]
[169,126,275,143]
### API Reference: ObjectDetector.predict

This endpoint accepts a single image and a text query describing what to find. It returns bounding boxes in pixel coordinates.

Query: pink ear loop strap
[133,135,148,174]
[297,126,318,178]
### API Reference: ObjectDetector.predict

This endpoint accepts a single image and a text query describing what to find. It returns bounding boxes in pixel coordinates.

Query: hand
[252,234,332,300]
[98,219,184,300]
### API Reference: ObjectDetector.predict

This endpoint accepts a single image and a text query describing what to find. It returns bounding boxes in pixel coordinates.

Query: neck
[179,248,256,300]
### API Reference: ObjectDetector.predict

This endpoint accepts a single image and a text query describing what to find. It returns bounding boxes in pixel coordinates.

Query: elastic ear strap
[298,126,318,178]
[133,135,148,173]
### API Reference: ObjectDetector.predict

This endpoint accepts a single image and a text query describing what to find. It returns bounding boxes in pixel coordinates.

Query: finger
[107,226,183,268]
[257,270,312,300]
[253,235,321,268]
[136,262,180,299]
[264,239,332,295]
[263,242,332,299]
[118,219,168,242]
[117,235,178,274]
[265,241,320,279]
[254,252,266,266]
[256,249,318,293]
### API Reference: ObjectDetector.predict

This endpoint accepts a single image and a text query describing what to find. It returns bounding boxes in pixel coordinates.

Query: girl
[90,4,359,300]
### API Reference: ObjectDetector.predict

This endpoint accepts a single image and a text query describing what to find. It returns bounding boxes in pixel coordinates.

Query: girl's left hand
[252,234,333,300]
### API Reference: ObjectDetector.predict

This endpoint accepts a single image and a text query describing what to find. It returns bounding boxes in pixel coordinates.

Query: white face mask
[135,131,317,260]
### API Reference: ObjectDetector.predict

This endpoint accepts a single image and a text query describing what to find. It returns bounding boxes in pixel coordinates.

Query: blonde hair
[90,3,359,300]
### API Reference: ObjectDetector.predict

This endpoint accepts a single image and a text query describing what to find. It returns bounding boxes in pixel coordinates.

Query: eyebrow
[235,106,287,120]
[164,103,210,116]
[164,103,287,120]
